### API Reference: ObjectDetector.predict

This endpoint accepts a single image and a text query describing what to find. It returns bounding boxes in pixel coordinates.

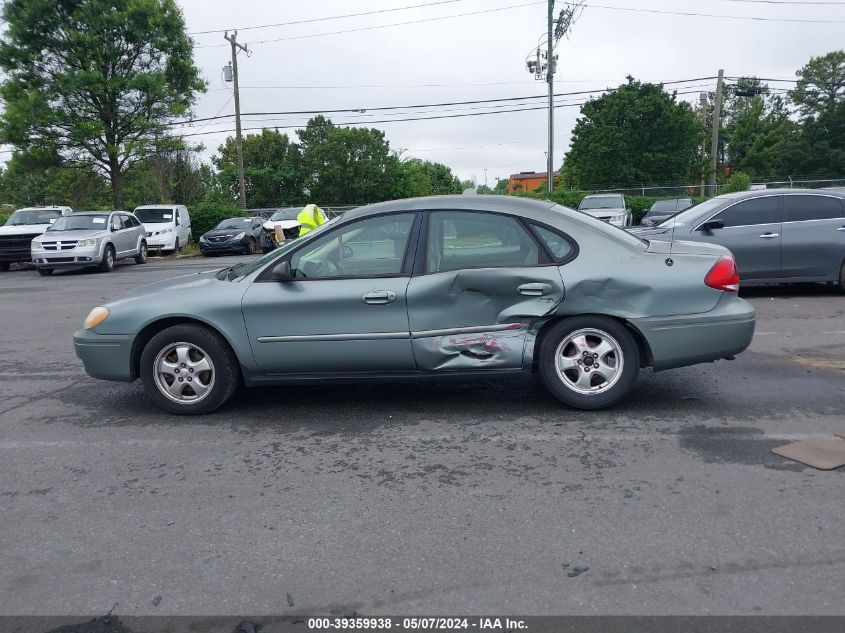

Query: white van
[133,205,191,253]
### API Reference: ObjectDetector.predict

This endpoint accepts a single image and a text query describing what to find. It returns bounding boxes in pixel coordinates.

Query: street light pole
[224,31,249,209]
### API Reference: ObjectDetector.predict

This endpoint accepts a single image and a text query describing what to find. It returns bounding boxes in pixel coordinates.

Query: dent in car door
[241,213,419,374]
[407,211,564,371]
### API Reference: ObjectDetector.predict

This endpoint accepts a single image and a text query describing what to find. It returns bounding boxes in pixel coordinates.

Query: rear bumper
[629,296,756,371]
[73,329,135,382]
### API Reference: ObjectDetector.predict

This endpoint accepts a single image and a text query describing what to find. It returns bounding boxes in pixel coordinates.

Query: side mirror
[270,260,293,281]
[700,219,724,232]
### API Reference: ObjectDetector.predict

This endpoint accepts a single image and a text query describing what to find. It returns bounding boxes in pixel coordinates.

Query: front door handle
[757,232,779,239]
[517,282,552,296]
[837,226,845,232]
[362,290,397,305]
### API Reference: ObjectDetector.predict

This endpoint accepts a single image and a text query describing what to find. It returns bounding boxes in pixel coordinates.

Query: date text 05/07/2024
[307,617,528,631]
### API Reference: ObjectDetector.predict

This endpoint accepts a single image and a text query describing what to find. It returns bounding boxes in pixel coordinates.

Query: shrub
[0,212,10,226]
[188,202,247,240]
[721,171,752,194]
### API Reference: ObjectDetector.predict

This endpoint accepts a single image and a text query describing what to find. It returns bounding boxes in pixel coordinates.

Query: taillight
[705,256,740,292]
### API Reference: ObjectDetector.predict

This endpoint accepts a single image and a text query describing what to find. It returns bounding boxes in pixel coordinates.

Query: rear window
[784,195,844,222]
[532,225,574,261]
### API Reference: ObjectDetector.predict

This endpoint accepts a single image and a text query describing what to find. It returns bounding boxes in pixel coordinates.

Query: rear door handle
[757,232,779,239]
[837,226,845,232]
[517,282,552,296]
[362,290,397,305]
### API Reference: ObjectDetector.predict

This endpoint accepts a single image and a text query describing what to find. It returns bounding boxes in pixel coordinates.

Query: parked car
[133,205,191,253]
[629,189,845,289]
[74,195,755,414]
[0,206,72,271]
[640,198,694,227]
[199,216,272,256]
[578,194,632,227]
[262,207,303,240]
[32,211,147,275]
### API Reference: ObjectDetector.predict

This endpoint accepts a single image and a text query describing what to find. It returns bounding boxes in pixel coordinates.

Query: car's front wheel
[538,316,640,410]
[37,267,53,276]
[99,245,115,272]
[140,324,239,414]
[245,237,256,255]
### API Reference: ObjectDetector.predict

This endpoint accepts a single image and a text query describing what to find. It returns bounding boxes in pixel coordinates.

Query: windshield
[269,209,300,221]
[134,207,175,223]
[5,209,62,226]
[657,197,728,228]
[649,200,692,214]
[48,214,110,231]
[579,196,624,210]
[215,218,252,230]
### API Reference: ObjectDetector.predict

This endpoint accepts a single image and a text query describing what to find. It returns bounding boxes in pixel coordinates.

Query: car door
[109,214,131,256]
[241,212,419,374]
[690,194,782,280]
[406,210,565,372]
[781,193,845,280]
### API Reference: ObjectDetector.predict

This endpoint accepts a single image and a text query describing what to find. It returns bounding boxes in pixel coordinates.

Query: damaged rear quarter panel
[407,267,565,371]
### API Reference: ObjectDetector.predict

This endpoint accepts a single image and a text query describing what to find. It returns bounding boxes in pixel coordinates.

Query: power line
[569,1,845,23]
[188,0,470,35]
[168,77,719,127]
[714,0,845,4]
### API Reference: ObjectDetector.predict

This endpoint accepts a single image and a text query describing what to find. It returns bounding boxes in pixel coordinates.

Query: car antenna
[666,197,678,267]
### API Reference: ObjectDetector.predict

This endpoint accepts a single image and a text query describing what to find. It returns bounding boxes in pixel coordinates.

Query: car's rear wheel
[140,324,239,414]
[246,237,256,255]
[134,241,148,265]
[98,245,115,272]
[837,260,845,293]
[37,267,53,276]
[538,316,640,410]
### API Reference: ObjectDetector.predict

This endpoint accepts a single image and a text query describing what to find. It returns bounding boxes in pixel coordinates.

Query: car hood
[0,223,54,236]
[263,219,300,230]
[203,229,246,240]
[37,229,107,241]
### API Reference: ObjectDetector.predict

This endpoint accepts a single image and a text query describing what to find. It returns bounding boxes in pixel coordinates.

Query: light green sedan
[74,196,755,414]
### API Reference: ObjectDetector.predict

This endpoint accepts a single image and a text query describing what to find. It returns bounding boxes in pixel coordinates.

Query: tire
[0,262,9,272]
[140,324,239,415]
[245,237,256,255]
[98,244,115,272]
[538,316,641,410]
[838,261,845,293]
[174,238,180,253]
[134,241,148,265]
[37,267,53,276]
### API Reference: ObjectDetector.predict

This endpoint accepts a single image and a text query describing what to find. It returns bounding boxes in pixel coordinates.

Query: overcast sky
[8,1,845,184]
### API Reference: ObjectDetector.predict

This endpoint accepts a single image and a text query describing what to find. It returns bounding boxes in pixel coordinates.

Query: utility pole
[546,0,554,193]
[699,93,708,197]
[709,69,724,197]
[224,31,249,209]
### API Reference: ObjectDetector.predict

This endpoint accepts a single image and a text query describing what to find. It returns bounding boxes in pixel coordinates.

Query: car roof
[582,193,623,198]
[69,211,113,215]
[715,188,845,200]
[341,195,559,223]
[134,204,180,208]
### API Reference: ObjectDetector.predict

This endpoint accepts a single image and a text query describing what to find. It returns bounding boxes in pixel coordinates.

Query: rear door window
[711,196,781,227]
[784,195,844,222]
[531,224,575,262]
[427,211,539,273]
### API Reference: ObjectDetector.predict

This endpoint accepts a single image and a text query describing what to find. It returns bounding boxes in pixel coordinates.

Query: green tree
[393,158,462,198]
[122,148,207,208]
[493,178,508,194]
[213,129,303,208]
[721,171,751,194]
[0,149,110,208]
[790,50,845,119]
[722,80,793,180]
[298,116,400,204]
[560,78,699,188]
[0,0,206,208]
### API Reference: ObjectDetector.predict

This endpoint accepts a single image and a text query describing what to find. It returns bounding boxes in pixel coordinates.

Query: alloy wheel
[153,342,216,404]
[554,328,624,395]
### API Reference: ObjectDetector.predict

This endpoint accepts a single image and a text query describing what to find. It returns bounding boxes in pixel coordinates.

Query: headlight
[83,306,110,330]
[199,235,207,243]
[78,238,97,248]
[232,232,246,240]
[31,240,43,251]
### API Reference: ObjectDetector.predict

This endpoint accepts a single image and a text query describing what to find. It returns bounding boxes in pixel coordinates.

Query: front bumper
[146,234,177,249]
[628,295,756,371]
[73,329,135,382]
[33,247,100,268]
[200,238,250,254]
[0,247,33,263]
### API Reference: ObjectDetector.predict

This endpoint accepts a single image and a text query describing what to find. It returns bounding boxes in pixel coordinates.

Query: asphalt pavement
[0,257,843,617]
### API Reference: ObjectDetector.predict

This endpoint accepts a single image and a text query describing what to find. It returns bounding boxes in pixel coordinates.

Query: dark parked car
[199,217,271,256]
[640,198,693,227]
[74,195,755,415]
[630,189,845,289]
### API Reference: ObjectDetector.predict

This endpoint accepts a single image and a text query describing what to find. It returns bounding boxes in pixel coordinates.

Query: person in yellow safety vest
[297,204,327,236]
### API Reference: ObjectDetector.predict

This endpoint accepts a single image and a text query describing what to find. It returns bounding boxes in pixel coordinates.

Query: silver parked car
[73,196,755,414]
[578,193,632,227]
[630,189,845,289]
[32,211,147,275]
